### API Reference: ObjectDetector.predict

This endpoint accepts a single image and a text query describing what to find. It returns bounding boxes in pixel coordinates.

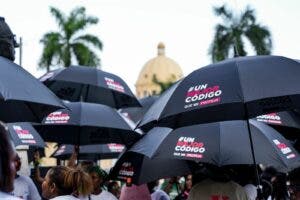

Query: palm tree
[39,7,102,71]
[209,4,272,62]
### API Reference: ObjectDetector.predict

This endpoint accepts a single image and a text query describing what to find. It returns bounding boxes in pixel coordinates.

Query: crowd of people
[0,119,299,200]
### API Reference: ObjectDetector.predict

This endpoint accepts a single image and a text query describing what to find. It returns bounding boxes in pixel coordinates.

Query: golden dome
[135,42,183,98]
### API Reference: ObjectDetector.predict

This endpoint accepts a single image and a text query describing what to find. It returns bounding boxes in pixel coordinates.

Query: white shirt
[243,184,257,200]
[0,191,21,200]
[151,189,170,200]
[90,191,118,200]
[13,175,41,200]
[50,195,80,200]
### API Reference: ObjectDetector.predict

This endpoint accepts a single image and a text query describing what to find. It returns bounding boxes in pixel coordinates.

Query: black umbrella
[255,111,300,129]
[53,143,125,160]
[0,57,65,122]
[7,122,45,148]
[40,66,141,109]
[131,121,300,172]
[254,111,300,142]
[138,56,300,131]
[120,95,159,123]
[35,102,141,146]
[109,151,199,185]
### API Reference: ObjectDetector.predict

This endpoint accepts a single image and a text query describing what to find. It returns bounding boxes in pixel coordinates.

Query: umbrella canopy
[120,95,159,123]
[0,57,65,122]
[109,151,199,185]
[138,56,300,131]
[40,66,141,109]
[53,143,125,160]
[7,122,45,148]
[255,111,300,129]
[131,121,300,172]
[254,111,300,142]
[35,102,141,146]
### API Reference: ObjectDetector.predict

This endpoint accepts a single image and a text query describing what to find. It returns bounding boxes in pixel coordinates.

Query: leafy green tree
[39,7,102,71]
[209,4,272,62]
[152,74,176,94]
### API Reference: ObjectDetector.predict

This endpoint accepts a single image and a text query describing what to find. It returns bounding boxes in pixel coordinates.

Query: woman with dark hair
[42,166,93,200]
[175,175,193,200]
[87,165,117,200]
[0,121,21,199]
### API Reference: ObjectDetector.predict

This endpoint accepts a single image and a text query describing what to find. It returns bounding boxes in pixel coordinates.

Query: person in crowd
[289,167,300,200]
[13,153,41,199]
[148,180,170,200]
[175,175,193,200]
[119,184,151,200]
[42,166,92,200]
[161,176,183,200]
[33,150,45,185]
[259,166,277,200]
[87,165,117,200]
[271,172,289,200]
[0,16,18,61]
[107,181,121,199]
[0,121,21,199]
[187,166,249,200]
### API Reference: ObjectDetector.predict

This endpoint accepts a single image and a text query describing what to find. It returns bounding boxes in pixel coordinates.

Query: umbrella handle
[244,105,262,194]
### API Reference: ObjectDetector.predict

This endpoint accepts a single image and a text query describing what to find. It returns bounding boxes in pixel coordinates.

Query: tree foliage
[39,7,102,71]
[209,4,272,62]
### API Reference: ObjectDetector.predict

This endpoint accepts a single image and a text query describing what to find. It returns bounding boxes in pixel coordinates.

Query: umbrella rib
[251,121,289,169]
[218,123,222,166]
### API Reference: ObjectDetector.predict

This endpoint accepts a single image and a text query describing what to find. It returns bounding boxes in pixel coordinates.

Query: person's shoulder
[50,195,79,200]
[100,191,118,200]
[0,191,22,199]
[152,189,170,199]
[16,175,34,183]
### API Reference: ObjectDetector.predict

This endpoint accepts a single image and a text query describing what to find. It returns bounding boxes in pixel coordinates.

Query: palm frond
[73,34,103,50]
[213,4,233,21]
[245,24,272,55]
[39,32,63,70]
[72,42,100,66]
[50,7,66,30]
[64,7,98,39]
[209,24,232,62]
[240,6,256,28]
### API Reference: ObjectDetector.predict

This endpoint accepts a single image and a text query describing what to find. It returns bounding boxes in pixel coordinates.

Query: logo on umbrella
[104,77,125,93]
[185,83,222,109]
[13,125,36,144]
[273,139,296,159]
[56,145,66,155]
[107,144,124,152]
[174,136,205,159]
[45,111,70,124]
[118,162,134,180]
[256,113,282,124]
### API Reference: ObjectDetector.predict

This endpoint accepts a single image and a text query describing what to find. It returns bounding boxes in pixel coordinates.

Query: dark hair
[147,180,158,194]
[87,166,107,179]
[47,166,93,197]
[0,17,17,61]
[0,121,15,192]
[271,173,289,200]
[108,181,119,192]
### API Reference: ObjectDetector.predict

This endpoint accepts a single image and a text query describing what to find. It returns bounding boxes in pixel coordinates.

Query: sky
[2,0,300,92]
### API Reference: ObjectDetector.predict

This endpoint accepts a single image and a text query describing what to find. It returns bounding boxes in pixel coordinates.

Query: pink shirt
[119,184,151,200]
